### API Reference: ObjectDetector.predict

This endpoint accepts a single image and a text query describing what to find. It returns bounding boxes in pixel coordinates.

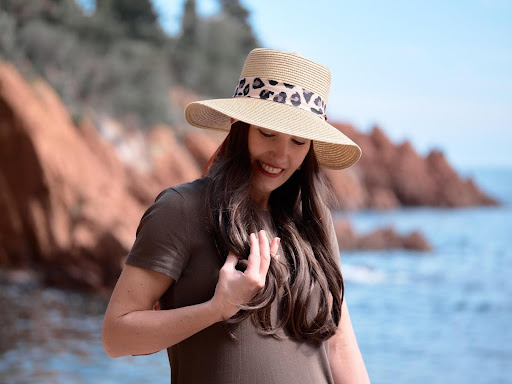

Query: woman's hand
[211,230,280,321]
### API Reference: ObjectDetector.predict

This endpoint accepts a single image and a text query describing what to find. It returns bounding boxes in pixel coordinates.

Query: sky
[79,0,512,170]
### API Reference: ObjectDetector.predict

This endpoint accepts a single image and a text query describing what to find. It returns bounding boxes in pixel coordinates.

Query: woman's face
[247,124,311,207]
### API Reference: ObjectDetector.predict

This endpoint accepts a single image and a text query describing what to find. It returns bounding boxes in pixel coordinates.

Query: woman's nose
[271,141,289,162]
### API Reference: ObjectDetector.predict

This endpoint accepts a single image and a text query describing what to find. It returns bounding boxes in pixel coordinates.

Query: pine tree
[220,0,249,24]
[95,0,164,42]
[180,0,198,49]
[173,0,199,88]
[219,0,258,53]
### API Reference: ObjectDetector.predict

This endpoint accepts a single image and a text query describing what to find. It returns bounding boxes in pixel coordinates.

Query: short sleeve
[125,188,190,281]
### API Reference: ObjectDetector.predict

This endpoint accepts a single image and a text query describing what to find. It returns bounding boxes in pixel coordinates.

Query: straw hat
[184,48,361,169]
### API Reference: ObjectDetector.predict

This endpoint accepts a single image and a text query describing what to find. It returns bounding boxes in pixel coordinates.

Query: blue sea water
[338,167,512,384]
[0,168,510,384]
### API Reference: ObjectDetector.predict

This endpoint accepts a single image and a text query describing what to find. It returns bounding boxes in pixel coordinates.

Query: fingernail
[277,238,281,246]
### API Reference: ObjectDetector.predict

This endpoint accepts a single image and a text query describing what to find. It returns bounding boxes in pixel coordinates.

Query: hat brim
[185,97,361,170]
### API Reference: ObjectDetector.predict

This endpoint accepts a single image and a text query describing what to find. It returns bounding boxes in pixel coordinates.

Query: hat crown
[239,48,331,103]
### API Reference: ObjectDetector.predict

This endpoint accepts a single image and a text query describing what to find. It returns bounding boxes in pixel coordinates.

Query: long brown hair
[205,121,344,342]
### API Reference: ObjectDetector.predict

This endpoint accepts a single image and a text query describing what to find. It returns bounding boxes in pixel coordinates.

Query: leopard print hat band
[233,77,327,121]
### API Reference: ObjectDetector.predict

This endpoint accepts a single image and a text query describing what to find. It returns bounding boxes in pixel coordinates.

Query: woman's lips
[257,161,284,178]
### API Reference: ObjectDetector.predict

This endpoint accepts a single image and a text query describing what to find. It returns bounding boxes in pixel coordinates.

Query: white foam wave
[341,264,388,284]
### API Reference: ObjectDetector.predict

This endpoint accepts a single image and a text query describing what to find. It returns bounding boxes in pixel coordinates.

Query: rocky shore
[0,63,496,290]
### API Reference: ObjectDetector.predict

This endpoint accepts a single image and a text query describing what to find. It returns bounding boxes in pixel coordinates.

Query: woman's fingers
[259,230,271,276]
[231,232,280,279]
[213,232,282,320]
[245,232,260,277]
[269,237,280,261]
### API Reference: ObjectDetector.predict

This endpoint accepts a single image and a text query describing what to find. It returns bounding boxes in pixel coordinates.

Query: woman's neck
[250,190,270,211]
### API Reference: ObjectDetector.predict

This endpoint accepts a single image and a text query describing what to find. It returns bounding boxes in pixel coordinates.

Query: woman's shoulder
[153,177,209,213]
[157,177,207,199]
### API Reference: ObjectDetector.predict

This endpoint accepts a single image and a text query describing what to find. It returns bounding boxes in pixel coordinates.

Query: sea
[0,167,510,384]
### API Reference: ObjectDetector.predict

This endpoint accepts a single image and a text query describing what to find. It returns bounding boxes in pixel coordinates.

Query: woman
[102,48,370,383]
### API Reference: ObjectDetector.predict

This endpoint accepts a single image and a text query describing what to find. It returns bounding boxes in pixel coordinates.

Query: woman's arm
[102,264,221,357]
[102,231,278,357]
[328,297,371,384]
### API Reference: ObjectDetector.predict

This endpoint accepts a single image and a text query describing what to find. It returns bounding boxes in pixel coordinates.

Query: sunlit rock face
[0,63,152,289]
[0,63,206,290]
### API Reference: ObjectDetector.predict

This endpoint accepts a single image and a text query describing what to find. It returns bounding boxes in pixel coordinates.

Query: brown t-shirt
[125,178,342,384]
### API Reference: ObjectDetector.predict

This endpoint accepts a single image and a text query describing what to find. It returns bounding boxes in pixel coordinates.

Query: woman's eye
[292,139,307,146]
[258,129,274,138]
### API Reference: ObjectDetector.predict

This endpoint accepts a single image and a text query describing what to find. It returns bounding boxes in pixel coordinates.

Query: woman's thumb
[223,252,239,270]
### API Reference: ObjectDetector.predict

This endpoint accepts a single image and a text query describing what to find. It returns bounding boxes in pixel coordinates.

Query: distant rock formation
[0,63,494,290]
[332,220,431,252]
[327,122,498,210]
